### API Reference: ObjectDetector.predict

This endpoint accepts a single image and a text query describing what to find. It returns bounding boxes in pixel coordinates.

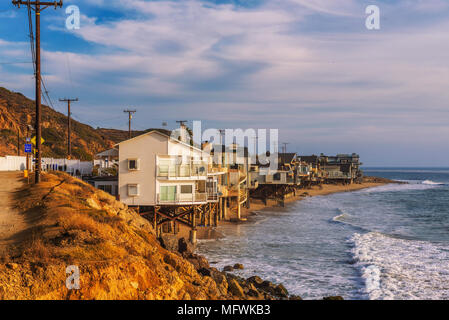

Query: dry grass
[10,172,155,265]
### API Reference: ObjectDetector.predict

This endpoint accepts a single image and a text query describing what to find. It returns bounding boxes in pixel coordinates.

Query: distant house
[319,153,363,183]
[256,153,298,185]
[94,148,119,169]
[115,130,219,207]
[85,176,118,197]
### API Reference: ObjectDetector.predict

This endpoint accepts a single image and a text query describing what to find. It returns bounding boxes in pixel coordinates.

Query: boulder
[198,268,211,277]
[233,263,244,270]
[228,279,245,298]
[247,276,263,286]
[178,237,194,255]
[274,284,289,298]
[159,234,179,252]
[223,265,234,272]
[186,254,210,271]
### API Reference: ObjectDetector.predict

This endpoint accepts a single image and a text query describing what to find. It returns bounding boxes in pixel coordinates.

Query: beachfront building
[210,143,252,222]
[319,153,363,184]
[298,155,326,186]
[94,148,119,169]
[251,153,302,205]
[85,176,118,197]
[115,130,221,243]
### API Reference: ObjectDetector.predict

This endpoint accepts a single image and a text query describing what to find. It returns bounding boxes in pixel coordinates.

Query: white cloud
[2,0,449,164]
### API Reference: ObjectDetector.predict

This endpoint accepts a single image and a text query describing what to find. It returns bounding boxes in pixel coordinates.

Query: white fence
[0,155,93,175]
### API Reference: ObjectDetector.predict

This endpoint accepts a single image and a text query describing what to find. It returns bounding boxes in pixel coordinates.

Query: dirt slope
[0,173,291,300]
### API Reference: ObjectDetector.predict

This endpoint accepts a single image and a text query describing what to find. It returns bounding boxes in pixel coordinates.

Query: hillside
[0,87,151,160]
[0,172,295,300]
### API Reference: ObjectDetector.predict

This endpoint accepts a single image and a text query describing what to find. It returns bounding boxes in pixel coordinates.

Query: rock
[228,279,245,298]
[247,276,263,286]
[6,263,18,270]
[233,263,244,270]
[130,281,139,289]
[259,280,277,295]
[274,284,289,298]
[178,237,194,255]
[223,265,234,272]
[198,268,211,277]
[323,296,344,300]
[289,295,303,300]
[159,234,179,252]
[186,254,210,271]
[247,289,262,298]
[210,271,228,296]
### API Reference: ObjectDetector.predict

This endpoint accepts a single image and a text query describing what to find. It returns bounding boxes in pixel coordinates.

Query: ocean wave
[357,182,441,194]
[332,209,351,222]
[422,180,445,185]
[350,232,449,300]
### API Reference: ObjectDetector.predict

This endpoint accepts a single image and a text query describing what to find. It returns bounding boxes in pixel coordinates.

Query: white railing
[157,192,208,204]
[157,163,208,178]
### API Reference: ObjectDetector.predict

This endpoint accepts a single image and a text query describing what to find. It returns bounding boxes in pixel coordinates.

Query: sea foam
[351,232,449,300]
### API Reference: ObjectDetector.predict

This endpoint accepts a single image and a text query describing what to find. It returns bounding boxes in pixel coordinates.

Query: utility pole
[123,109,136,139]
[12,1,63,183]
[282,142,289,154]
[59,98,78,159]
[176,120,188,127]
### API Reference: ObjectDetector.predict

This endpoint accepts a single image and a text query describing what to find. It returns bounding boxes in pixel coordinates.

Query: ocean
[196,168,449,300]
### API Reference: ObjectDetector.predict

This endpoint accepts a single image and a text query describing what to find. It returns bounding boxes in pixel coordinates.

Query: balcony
[157,163,208,179]
[157,192,208,205]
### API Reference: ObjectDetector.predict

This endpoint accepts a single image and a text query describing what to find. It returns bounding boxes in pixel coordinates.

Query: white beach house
[116,130,218,207]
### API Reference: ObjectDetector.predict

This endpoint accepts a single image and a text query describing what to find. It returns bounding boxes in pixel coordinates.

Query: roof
[278,153,296,164]
[299,155,319,164]
[95,148,119,158]
[211,144,249,157]
[114,130,204,153]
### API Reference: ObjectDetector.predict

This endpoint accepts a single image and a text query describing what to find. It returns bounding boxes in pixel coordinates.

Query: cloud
[1,0,449,165]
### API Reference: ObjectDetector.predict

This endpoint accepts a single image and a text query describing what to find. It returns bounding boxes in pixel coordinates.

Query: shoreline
[189,177,394,240]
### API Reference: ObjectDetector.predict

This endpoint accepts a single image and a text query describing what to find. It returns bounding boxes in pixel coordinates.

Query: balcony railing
[157,192,208,204]
[157,163,208,178]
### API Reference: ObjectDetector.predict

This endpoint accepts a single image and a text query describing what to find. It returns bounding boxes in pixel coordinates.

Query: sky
[0,0,448,166]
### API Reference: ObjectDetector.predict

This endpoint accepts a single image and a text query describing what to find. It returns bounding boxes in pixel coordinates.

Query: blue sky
[1,0,448,166]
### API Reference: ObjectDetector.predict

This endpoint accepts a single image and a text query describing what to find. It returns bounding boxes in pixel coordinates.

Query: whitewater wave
[350,232,449,300]
[422,180,445,185]
[332,209,351,222]
[357,182,442,194]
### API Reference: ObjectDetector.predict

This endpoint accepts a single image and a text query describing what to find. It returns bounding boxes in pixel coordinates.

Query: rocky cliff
[0,173,296,300]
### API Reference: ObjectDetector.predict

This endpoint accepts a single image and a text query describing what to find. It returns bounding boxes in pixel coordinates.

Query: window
[98,184,112,194]
[128,184,139,196]
[160,186,176,201]
[181,185,193,194]
[273,173,281,181]
[128,159,139,170]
